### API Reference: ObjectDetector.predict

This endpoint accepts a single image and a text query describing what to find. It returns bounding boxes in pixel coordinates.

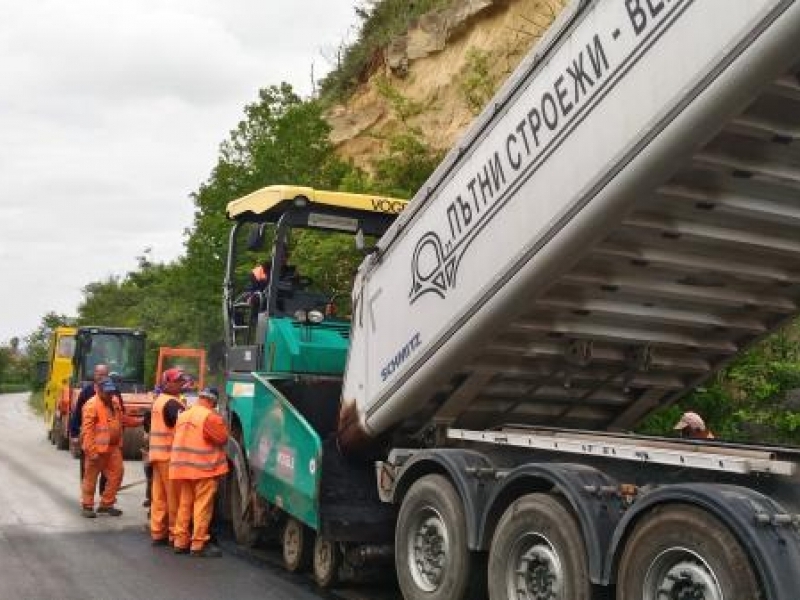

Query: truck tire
[488,493,590,600]
[395,474,484,600]
[228,466,259,547]
[312,535,340,588]
[282,517,312,572]
[616,504,760,600]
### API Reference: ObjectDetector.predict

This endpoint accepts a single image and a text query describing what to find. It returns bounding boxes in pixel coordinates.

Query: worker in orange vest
[80,377,142,517]
[149,368,188,546]
[170,387,229,557]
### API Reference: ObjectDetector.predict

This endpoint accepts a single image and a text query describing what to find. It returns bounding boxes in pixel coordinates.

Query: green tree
[372,132,443,198]
[459,48,496,114]
[23,312,73,389]
[639,322,800,444]
[369,79,444,198]
[0,346,9,383]
[183,83,364,353]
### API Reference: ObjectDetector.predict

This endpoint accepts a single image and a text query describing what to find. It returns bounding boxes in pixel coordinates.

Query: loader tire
[122,427,144,460]
[54,416,69,450]
[46,411,55,444]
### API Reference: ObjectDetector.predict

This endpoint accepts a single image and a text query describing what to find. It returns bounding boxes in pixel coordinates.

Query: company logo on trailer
[408,0,684,304]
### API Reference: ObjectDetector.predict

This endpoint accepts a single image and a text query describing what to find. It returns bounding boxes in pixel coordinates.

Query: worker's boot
[81,506,96,518]
[96,506,123,517]
[191,544,222,558]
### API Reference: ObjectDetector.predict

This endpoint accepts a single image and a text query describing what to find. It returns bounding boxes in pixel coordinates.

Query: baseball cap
[199,387,219,403]
[674,411,706,431]
[99,377,118,393]
[161,367,187,385]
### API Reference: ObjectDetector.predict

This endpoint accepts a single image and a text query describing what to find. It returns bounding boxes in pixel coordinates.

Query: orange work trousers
[173,478,219,552]
[81,448,124,508]
[150,460,179,542]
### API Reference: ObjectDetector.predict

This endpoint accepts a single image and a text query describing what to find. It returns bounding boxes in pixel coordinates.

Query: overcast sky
[0,0,358,344]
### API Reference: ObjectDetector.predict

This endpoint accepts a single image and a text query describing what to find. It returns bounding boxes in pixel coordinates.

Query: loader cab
[223,185,406,376]
[154,346,207,406]
[73,327,147,391]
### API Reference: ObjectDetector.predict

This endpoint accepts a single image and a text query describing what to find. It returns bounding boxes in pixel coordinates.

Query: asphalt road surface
[0,392,614,600]
[0,391,390,600]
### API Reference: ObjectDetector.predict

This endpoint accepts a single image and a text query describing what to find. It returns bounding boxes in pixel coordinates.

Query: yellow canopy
[226,185,407,222]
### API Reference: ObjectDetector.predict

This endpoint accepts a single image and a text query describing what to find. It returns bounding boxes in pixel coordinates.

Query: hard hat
[199,387,219,403]
[674,411,706,431]
[99,377,118,393]
[161,368,187,385]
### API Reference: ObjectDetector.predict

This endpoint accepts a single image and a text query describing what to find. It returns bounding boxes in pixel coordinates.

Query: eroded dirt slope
[327,0,567,172]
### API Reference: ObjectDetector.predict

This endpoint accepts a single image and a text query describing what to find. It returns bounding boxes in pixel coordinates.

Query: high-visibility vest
[84,396,123,453]
[149,393,184,463]
[169,405,228,480]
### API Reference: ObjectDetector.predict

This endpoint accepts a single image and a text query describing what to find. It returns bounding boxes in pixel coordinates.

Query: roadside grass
[0,383,29,394]
[27,390,44,415]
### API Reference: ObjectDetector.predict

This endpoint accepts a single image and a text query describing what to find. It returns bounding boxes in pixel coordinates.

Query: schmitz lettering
[381,333,422,381]
[409,0,691,304]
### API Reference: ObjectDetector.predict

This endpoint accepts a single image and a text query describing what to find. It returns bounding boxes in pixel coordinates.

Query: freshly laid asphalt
[0,391,385,600]
[1,391,617,600]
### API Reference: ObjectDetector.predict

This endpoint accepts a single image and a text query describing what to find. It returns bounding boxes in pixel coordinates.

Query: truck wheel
[53,417,69,450]
[228,465,259,547]
[488,493,590,600]
[616,504,760,600]
[396,474,484,600]
[312,535,340,588]
[282,517,312,572]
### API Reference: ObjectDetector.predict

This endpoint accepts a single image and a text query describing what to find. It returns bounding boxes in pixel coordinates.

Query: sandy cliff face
[326,0,567,172]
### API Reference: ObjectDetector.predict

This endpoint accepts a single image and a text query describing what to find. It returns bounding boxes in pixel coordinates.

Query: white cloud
[0,0,357,343]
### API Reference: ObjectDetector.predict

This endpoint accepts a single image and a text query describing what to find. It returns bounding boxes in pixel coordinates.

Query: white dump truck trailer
[335,0,800,598]
[222,0,800,598]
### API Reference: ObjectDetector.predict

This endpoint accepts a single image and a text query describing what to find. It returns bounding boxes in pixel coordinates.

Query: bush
[637,325,800,445]
[459,48,496,114]
[0,383,30,394]
[318,0,455,104]
[27,390,44,415]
